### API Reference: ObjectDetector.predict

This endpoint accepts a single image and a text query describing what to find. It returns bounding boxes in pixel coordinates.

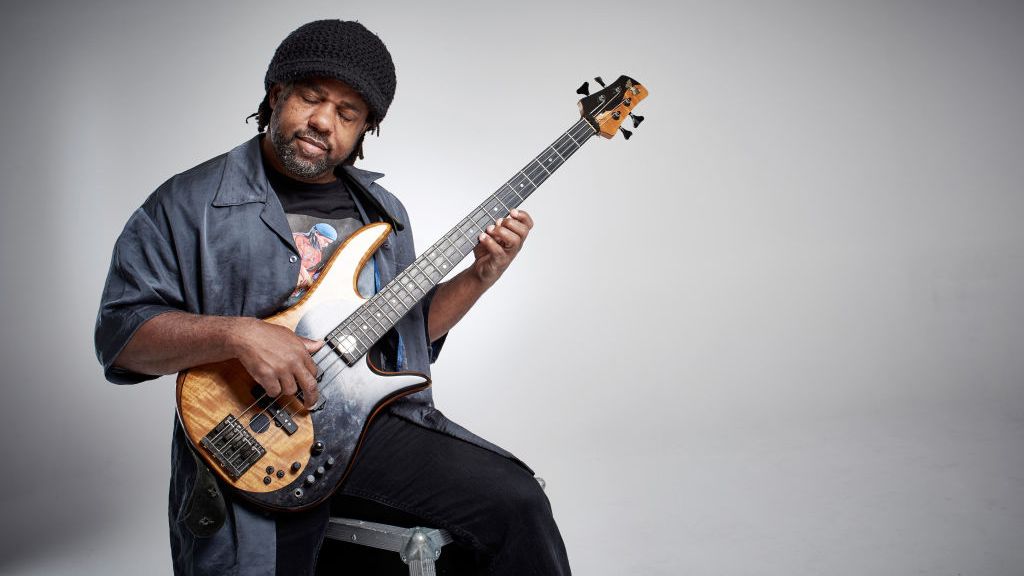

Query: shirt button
[289,255,297,263]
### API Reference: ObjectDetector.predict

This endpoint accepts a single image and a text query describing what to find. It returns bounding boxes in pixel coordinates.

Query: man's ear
[268,83,285,109]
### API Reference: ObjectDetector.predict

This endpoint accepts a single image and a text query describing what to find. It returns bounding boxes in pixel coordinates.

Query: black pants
[274,412,571,575]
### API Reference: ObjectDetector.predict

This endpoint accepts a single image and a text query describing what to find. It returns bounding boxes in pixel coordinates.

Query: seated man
[95,19,571,576]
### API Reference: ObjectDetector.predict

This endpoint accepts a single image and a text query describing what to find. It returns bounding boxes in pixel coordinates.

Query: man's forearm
[115,310,324,406]
[426,210,535,342]
[427,269,493,343]
[113,311,243,376]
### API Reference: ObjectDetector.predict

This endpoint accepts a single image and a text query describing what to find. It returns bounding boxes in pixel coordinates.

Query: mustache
[293,130,330,151]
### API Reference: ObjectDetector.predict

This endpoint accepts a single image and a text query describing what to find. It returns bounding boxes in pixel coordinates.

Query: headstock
[577,75,648,140]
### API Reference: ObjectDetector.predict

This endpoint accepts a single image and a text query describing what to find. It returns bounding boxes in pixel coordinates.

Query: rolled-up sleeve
[420,285,447,364]
[95,206,186,384]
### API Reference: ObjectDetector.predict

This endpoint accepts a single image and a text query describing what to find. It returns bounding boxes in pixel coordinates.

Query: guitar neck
[328,117,597,363]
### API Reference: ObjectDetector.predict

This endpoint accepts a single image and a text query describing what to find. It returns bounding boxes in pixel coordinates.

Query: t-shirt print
[282,213,374,308]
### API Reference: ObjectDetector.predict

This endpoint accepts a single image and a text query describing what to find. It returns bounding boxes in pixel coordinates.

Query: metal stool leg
[325,517,453,576]
[326,476,545,573]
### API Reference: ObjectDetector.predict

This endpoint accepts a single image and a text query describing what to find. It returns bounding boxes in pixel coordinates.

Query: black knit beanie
[264,20,396,124]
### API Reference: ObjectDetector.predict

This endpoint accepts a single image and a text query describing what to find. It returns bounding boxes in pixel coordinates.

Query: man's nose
[307,103,333,135]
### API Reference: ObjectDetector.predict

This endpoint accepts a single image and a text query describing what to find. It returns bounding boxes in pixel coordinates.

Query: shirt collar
[211,136,388,207]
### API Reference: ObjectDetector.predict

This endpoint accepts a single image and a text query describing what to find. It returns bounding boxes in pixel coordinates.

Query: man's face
[265,77,371,183]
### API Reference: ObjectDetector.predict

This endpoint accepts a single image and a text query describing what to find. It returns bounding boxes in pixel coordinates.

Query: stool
[324,517,453,576]
[325,476,546,575]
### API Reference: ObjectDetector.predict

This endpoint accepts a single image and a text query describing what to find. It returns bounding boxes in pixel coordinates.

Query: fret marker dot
[362,324,368,330]
[338,335,357,354]
[376,312,382,317]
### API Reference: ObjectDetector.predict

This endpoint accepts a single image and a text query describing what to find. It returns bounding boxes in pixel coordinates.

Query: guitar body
[176,222,430,511]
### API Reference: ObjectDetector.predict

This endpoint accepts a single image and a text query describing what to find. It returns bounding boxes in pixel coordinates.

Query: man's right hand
[228,318,325,408]
[112,311,325,408]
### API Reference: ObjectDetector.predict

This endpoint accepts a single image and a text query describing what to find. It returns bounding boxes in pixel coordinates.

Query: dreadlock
[245,84,379,165]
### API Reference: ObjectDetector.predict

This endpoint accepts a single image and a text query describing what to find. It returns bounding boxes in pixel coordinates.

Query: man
[95,20,571,576]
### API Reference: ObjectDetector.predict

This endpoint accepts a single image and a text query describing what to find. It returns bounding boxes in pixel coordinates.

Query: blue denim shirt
[95,136,521,575]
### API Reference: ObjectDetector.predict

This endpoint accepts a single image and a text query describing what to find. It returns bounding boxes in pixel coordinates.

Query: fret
[412,264,430,287]
[425,247,453,275]
[457,219,481,248]
[440,233,464,261]
[377,291,403,321]
[553,139,575,158]
[504,182,525,203]
[491,194,511,214]
[406,267,430,294]
[472,209,494,232]
[355,314,382,341]
[432,245,457,270]
[421,260,441,283]
[383,290,402,311]
[368,298,392,324]
[364,308,388,336]
[396,278,421,304]
[509,174,533,197]
[526,160,548,185]
[345,324,373,352]
[451,229,475,255]
[534,156,553,175]
[546,144,567,163]
[560,131,582,151]
[351,316,377,344]
[499,184,522,204]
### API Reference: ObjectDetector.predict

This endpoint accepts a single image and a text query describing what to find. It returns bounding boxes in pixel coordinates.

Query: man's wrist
[220,316,252,358]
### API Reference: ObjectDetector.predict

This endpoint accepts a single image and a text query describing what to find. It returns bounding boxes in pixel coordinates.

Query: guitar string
[223,119,601,458]
[202,345,335,460]
[214,347,338,473]
[297,120,596,386]
[204,118,600,467]
[215,117,601,460]
[203,116,603,474]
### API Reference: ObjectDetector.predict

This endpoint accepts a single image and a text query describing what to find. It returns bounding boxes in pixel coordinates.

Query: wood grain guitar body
[175,222,430,511]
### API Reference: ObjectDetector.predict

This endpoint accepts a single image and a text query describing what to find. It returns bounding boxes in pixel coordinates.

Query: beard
[268,113,337,180]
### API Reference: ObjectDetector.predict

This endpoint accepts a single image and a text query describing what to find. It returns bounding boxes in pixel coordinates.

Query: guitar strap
[338,168,405,231]
[182,447,228,537]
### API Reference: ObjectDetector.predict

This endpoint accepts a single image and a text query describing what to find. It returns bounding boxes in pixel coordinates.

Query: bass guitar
[176,74,648,511]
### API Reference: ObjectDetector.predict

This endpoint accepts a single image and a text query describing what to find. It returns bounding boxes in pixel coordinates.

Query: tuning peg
[593,76,606,87]
[630,113,645,128]
[576,82,590,96]
[619,127,633,140]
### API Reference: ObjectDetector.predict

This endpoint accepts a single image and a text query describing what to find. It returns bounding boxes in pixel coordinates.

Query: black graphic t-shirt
[263,159,375,308]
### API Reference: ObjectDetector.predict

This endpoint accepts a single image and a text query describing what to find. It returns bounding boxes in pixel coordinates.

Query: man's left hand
[472,208,533,286]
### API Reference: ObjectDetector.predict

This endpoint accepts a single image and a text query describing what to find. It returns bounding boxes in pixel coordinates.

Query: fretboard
[327,118,597,364]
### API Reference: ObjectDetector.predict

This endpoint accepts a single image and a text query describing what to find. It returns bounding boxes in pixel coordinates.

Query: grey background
[1,0,1022,574]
